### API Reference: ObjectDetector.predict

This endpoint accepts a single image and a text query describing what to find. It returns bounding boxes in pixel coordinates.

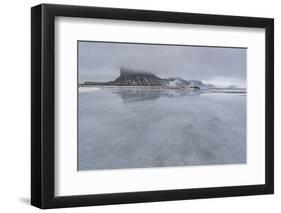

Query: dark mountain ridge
[83,67,209,88]
[111,67,168,86]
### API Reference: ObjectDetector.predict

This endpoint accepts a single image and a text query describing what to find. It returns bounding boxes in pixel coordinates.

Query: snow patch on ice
[79,87,100,92]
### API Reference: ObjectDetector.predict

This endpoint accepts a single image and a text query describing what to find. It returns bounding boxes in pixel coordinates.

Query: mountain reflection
[113,89,203,103]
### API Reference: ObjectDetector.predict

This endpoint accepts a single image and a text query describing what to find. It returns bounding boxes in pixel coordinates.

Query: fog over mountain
[78,41,246,87]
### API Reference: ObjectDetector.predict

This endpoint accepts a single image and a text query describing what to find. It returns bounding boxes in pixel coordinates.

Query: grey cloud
[78,41,246,87]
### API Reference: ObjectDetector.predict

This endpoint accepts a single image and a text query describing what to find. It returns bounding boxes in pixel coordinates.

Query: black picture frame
[31,3,274,209]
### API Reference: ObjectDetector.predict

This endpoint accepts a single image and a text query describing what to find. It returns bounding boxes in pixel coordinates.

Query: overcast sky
[78,41,246,87]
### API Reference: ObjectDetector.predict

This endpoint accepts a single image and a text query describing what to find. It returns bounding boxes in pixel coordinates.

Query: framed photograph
[31,4,274,209]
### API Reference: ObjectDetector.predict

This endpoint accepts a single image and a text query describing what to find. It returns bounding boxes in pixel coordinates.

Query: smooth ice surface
[78,89,246,171]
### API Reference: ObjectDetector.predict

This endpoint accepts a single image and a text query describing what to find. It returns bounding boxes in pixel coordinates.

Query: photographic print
[78,41,247,171]
[31,5,274,208]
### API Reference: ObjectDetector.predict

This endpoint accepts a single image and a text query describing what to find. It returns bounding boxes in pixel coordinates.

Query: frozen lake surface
[78,88,246,171]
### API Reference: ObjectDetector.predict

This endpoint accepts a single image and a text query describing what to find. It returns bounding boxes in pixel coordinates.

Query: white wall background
[0,0,279,212]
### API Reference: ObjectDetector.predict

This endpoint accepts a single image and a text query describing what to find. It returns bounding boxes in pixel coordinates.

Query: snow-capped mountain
[83,67,210,89]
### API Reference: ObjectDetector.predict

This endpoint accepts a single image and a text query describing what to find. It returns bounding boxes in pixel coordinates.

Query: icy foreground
[78,89,246,170]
